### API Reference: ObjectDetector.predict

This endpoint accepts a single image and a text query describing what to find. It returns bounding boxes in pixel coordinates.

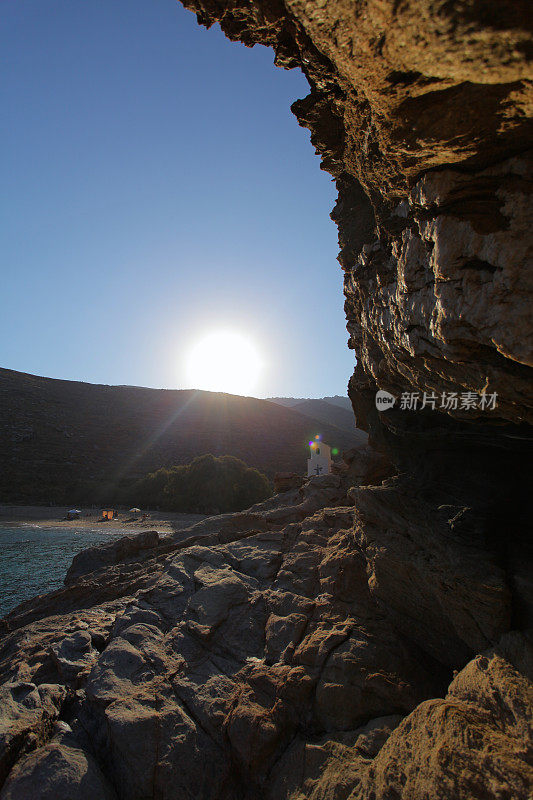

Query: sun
[185,330,263,396]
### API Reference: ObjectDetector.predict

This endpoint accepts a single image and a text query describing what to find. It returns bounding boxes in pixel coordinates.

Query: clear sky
[1,0,355,398]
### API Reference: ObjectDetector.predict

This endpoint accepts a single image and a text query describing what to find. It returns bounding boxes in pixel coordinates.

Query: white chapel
[307,440,332,477]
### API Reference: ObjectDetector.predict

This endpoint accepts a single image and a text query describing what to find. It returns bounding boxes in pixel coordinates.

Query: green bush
[131,454,272,514]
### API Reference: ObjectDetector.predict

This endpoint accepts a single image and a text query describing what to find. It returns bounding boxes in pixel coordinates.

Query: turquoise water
[0,525,126,618]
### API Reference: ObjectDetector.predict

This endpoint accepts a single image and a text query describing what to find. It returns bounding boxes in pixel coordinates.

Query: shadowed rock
[0,726,117,800]
[0,461,529,798]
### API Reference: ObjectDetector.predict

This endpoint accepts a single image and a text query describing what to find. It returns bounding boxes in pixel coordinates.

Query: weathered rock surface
[0,725,117,800]
[273,471,306,493]
[1,0,532,797]
[353,482,512,666]
[177,0,532,440]
[65,532,163,586]
[340,446,393,487]
[352,645,533,800]
[0,682,66,786]
[0,466,531,798]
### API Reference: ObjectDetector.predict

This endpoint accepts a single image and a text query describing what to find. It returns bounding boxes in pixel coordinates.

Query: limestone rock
[49,630,98,685]
[342,446,394,487]
[265,715,403,800]
[273,472,306,493]
[180,0,532,444]
[0,682,65,786]
[352,649,533,800]
[0,471,530,798]
[65,531,162,585]
[0,728,117,800]
[353,482,511,665]
[0,608,120,685]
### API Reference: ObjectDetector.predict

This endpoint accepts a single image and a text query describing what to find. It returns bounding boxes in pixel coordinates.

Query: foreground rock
[0,725,116,800]
[0,466,530,798]
[353,645,533,800]
[0,683,65,786]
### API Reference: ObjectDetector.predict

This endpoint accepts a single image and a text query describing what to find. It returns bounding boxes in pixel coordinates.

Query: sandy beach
[0,504,205,536]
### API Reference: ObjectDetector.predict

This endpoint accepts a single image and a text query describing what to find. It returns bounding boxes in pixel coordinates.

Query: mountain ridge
[0,367,364,504]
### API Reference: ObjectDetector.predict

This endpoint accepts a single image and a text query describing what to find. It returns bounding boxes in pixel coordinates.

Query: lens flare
[185,330,263,395]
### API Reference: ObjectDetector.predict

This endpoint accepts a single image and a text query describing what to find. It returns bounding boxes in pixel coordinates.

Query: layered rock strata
[177,0,532,428]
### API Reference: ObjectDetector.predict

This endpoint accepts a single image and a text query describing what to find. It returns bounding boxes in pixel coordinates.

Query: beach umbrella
[129,507,141,513]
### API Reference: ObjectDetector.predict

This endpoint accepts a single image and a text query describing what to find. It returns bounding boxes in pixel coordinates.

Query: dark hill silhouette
[0,368,363,505]
[268,394,353,413]
[267,396,310,407]
[267,395,366,440]
[320,395,352,411]
[291,399,367,444]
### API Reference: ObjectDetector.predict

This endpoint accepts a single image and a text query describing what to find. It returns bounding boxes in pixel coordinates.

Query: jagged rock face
[352,644,533,800]
[178,0,532,442]
[1,475,531,799]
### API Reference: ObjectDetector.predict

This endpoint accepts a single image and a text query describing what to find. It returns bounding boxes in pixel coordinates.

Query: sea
[0,524,126,618]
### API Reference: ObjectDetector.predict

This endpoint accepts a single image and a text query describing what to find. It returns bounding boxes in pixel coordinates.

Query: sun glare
[185,330,263,396]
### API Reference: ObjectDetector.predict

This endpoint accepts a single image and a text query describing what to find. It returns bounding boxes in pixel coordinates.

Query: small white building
[307,440,332,477]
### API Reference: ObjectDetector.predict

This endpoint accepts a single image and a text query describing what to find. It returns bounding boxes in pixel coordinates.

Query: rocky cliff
[0,1,531,798]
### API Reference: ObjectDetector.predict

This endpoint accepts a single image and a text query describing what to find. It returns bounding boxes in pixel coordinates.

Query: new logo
[375,390,396,411]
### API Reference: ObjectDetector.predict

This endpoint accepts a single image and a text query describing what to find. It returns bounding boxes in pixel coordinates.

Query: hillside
[320,395,352,411]
[267,395,366,441]
[291,399,367,443]
[267,396,310,407]
[268,394,353,413]
[268,394,368,434]
[0,368,363,504]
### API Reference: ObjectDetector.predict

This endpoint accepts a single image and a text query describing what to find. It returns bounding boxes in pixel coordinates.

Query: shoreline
[0,504,206,535]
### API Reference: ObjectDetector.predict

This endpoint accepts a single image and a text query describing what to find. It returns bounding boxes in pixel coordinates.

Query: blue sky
[1,0,355,398]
